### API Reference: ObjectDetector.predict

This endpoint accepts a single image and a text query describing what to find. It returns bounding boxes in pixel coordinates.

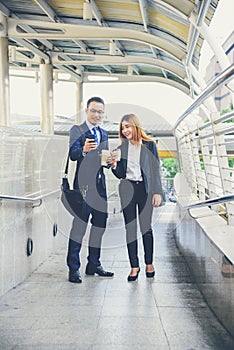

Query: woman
[111,114,163,281]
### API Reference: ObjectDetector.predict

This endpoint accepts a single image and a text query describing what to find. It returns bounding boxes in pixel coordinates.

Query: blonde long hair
[119,114,154,144]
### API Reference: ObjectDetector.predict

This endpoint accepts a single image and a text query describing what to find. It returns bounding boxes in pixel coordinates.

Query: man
[67,96,114,283]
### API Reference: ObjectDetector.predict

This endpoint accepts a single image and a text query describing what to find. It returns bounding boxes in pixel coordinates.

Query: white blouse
[126,142,143,181]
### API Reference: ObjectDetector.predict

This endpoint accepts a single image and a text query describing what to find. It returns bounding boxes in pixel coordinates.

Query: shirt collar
[86,120,99,131]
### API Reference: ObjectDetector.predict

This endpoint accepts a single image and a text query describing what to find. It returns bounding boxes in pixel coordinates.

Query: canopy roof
[0,0,219,95]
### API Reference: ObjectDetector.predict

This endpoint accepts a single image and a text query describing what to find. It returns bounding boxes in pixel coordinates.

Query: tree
[161,158,179,178]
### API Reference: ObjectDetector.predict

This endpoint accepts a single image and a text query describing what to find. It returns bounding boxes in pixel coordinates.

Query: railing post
[189,128,206,201]
[187,129,199,196]
[198,123,220,201]
[178,129,197,195]
[211,112,234,225]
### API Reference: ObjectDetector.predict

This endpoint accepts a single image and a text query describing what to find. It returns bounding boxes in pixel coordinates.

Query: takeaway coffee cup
[112,148,121,162]
[101,150,111,165]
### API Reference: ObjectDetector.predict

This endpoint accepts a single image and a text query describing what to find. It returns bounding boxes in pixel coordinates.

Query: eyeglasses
[88,109,105,115]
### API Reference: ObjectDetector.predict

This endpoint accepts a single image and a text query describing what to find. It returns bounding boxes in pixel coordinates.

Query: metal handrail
[174,64,234,131]
[192,110,234,132]
[183,194,234,210]
[214,110,234,124]
[0,189,60,206]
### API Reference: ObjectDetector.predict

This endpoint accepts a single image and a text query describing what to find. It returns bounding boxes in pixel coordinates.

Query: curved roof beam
[34,0,90,53]
[8,63,189,94]
[0,1,83,79]
[0,3,53,55]
[83,72,189,94]
[8,19,185,62]
[10,51,185,81]
[52,54,186,79]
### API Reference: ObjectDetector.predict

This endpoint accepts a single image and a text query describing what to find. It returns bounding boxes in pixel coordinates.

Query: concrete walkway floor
[1,204,234,349]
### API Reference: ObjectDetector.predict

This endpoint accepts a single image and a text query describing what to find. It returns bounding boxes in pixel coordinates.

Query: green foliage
[221,108,230,116]
[200,158,205,170]
[221,102,234,122]
[224,118,234,123]
[228,158,234,168]
[161,158,179,178]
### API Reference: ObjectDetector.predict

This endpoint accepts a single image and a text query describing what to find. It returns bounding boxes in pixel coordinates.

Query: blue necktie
[93,127,99,145]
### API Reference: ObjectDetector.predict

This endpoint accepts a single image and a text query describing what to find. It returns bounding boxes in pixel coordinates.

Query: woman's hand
[111,158,117,169]
[152,194,162,207]
[105,154,113,165]
[110,150,120,168]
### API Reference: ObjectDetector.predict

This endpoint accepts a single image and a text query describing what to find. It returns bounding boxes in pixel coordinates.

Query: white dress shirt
[86,120,100,145]
[126,142,143,181]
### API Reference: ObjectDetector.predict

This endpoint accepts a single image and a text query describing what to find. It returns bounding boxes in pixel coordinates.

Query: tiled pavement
[1,204,234,349]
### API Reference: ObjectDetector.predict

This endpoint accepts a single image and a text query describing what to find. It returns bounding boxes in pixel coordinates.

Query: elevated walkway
[1,204,234,350]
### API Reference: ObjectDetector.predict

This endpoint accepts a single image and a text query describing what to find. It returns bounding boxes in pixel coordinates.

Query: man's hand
[83,138,97,153]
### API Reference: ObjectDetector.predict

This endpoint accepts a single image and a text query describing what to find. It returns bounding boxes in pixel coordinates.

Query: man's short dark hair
[87,97,105,108]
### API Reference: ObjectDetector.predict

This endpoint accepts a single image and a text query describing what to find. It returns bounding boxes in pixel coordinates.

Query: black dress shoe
[127,268,140,282]
[68,270,82,283]
[85,262,114,277]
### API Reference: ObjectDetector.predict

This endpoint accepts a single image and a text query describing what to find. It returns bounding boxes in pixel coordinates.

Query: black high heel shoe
[146,271,155,278]
[127,268,140,282]
[146,265,155,278]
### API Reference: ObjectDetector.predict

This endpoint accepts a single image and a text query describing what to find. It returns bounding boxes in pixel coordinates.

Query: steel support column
[0,36,10,126]
[189,63,218,113]
[75,81,83,124]
[190,15,234,95]
[40,63,54,134]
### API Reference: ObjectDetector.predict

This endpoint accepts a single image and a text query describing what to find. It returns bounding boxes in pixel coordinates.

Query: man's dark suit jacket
[112,140,163,196]
[69,121,109,199]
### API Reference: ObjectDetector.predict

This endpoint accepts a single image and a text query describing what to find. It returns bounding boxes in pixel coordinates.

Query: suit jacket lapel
[121,142,129,176]
[140,141,149,171]
[83,123,104,144]
[98,126,103,143]
[82,121,91,137]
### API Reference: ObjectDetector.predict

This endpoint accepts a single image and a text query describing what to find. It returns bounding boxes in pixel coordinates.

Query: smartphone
[86,134,96,150]
[86,135,95,141]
